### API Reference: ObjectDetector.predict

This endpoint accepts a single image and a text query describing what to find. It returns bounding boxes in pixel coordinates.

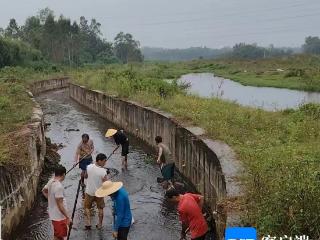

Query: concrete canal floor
[14,89,181,240]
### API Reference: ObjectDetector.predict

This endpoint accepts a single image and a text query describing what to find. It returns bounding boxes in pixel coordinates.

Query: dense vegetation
[0,38,41,68]
[0,8,143,66]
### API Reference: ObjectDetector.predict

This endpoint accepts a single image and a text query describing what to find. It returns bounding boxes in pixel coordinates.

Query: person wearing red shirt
[165,188,208,240]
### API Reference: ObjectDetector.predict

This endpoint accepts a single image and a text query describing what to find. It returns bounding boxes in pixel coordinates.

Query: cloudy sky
[0,0,319,48]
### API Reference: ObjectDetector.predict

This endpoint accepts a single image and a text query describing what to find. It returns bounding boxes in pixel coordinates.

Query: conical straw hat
[105,129,117,138]
[95,181,123,197]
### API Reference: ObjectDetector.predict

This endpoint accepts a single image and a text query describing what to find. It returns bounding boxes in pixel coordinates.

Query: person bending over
[105,129,129,170]
[165,188,208,240]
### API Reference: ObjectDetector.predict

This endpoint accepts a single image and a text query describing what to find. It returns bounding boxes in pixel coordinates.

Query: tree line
[142,46,231,61]
[0,8,143,68]
[143,36,320,61]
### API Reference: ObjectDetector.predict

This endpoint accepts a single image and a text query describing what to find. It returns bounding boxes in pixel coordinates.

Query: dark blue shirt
[112,187,132,231]
[113,131,128,146]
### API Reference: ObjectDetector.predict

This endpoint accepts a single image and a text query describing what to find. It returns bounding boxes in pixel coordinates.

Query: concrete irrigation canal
[1,78,241,240]
[13,89,182,240]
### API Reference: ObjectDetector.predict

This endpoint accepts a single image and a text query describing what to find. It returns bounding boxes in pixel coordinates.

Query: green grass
[70,63,320,238]
[0,66,64,165]
[0,81,33,165]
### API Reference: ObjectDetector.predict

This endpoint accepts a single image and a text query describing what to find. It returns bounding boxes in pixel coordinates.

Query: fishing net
[104,167,119,180]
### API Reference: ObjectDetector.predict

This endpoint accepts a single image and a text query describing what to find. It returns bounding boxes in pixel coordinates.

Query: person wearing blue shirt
[95,181,132,240]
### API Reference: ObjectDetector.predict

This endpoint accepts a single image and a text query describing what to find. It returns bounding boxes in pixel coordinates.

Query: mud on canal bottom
[13,89,181,240]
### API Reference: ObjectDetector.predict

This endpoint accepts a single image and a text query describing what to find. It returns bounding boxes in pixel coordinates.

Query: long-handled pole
[67,146,119,175]
[107,146,119,161]
[66,179,82,240]
[66,154,90,175]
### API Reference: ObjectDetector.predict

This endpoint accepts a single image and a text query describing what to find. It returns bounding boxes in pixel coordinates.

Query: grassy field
[70,63,320,238]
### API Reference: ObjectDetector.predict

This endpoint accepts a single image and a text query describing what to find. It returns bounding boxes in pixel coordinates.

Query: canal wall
[29,77,69,95]
[0,94,46,239]
[69,83,243,239]
[0,78,69,238]
[1,77,241,239]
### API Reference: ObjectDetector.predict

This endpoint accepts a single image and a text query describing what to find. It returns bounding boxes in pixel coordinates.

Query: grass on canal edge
[71,65,320,238]
[0,82,33,165]
[0,66,65,165]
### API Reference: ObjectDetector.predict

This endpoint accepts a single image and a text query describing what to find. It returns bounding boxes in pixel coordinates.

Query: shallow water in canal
[14,89,180,240]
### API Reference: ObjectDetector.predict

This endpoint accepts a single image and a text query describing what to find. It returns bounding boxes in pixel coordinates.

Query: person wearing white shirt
[84,153,108,230]
[42,165,70,240]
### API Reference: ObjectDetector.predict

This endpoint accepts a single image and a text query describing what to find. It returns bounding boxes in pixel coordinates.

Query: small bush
[0,96,10,110]
[299,103,320,119]
[284,68,306,78]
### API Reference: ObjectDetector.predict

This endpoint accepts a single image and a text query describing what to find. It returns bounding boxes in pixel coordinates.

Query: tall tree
[5,19,20,39]
[42,13,56,60]
[38,7,54,24]
[22,16,42,49]
[303,36,320,55]
[114,32,143,63]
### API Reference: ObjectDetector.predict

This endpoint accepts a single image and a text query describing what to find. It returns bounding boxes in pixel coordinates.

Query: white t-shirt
[85,164,107,196]
[44,178,67,221]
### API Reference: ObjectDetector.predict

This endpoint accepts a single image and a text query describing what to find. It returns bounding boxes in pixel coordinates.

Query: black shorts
[161,163,175,180]
[121,141,129,156]
[79,156,93,171]
[118,226,130,240]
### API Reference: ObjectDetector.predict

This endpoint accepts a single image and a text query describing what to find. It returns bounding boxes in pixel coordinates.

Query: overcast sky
[0,0,319,49]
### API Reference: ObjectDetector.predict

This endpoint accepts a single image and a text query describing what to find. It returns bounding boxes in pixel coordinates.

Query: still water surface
[179,73,320,111]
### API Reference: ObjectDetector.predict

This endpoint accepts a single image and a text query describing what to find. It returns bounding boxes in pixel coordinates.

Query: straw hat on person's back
[105,129,117,138]
[95,181,123,198]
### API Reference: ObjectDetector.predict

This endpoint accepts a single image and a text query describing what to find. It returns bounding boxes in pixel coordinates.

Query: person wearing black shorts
[105,129,129,170]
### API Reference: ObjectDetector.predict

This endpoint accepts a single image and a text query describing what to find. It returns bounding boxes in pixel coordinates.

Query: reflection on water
[179,73,320,111]
[13,89,180,240]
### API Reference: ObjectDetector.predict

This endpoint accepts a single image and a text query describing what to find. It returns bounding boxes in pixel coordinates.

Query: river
[179,73,320,111]
[13,89,180,240]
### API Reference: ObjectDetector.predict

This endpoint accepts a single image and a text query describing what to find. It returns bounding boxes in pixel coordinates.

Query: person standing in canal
[165,188,208,240]
[155,136,175,187]
[96,181,132,240]
[74,133,94,187]
[105,129,129,170]
[42,165,71,240]
[84,153,109,230]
